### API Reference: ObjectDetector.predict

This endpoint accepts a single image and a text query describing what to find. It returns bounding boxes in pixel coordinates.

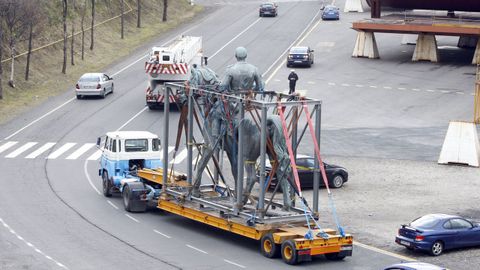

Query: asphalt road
[0,0,477,269]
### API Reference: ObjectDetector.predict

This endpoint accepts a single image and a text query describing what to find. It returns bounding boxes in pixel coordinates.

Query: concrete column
[458,36,478,49]
[412,34,438,62]
[344,0,363,12]
[352,31,379,59]
[473,39,480,65]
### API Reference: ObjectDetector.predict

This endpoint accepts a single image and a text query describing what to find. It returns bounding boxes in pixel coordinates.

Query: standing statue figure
[220,47,264,93]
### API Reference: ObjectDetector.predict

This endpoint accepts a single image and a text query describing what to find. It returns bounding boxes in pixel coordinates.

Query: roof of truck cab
[105,131,158,139]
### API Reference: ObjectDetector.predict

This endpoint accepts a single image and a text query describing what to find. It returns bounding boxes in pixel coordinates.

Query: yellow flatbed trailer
[158,195,353,265]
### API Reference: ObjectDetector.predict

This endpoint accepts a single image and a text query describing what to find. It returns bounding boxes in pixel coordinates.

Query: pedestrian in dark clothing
[288,70,298,94]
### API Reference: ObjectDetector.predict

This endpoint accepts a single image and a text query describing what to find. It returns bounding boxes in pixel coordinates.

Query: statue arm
[254,70,264,92]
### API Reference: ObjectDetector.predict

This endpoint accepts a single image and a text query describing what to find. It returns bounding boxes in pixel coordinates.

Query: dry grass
[0,0,202,124]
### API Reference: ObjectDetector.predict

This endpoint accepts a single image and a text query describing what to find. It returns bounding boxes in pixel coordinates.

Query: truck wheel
[261,233,280,258]
[102,171,112,197]
[122,183,147,213]
[325,252,346,261]
[281,240,298,265]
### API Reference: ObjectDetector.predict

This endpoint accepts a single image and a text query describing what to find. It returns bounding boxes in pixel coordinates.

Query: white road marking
[224,259,246,268]
[426,89,436,92]
[411,88,420,91]
[355,84,364,88]
[397,87,406,90]
[87,149,103,160]
[369,85,377,88]
[125,214,140,223]
[341,83,350,87]
[0,141,18,154]
[441,90,451,93]
[383,86,392,89]
[456,91,465,95]
[0,217,68,269]
[209,18,261,59]
[328,82,336,86]
[66,143,95,160]
[186,244,208,254]
[307,81,315,84]
[47,143,76,159]
[116,107,149,131]
[84,160,101,195]
[25,142,56,159]
[3,98,76,141]
[153,229,172,239]
[107,200,119,210]
[172,148,190,164]
[5,142,37,158]
[354,241,416,262]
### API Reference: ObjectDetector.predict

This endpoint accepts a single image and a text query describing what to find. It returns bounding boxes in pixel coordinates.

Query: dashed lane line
[107,200,119,210]
[224,259,246,269]
[125,214,140,223]
[186,244,208,254]
[0,217,69,269]
[153,230,172,239]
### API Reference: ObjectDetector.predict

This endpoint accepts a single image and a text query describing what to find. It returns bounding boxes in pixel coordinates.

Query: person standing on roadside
[288,70,298,94]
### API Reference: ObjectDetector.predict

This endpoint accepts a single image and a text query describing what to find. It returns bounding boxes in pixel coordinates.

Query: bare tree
[121,0,124,39]
[25,0,44,81]
[0,1,7,98]
[25,15,33,80]
[62,0,67,74]
[90,0,94,50]
[162,0,167,22]
[4,0,29,88]
[137,0,141,28]
[80,0,87,60]
[71,0,76,66]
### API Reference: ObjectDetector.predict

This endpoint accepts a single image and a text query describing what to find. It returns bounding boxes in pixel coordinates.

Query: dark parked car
[263,155,348,190]
[396,213,480,256]
[383,262,446,270]
[286,46,314,67]
[322,5,340,20]
[259,2,278,17]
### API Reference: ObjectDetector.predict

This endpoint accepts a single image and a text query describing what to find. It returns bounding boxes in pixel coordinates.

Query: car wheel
[330,175,344,188]
[102,171,112,197]
[259,13,262,17]
[430,241,444,256]
[102,89,106,99]
[110,83,114,94]
[261,233,280,258]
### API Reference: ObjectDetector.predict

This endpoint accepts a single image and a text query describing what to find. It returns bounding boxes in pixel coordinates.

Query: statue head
[235,47,247,61]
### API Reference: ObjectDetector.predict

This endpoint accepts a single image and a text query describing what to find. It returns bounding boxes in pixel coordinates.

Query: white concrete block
[438,121,480,167]
[344,0,364,12]
[473,39,480,65]
[352,31,379,59]
[412,34,438,62]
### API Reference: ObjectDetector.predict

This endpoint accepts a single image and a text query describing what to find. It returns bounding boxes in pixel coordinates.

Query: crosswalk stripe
[66,143,95,160]
[5,142,38,158]
[0,141,18,154]
[47,143,76,159]
[25,142,56,159]
[87,150,103,161]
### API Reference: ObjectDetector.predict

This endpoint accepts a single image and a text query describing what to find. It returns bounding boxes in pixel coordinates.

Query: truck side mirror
[96,137,101,147]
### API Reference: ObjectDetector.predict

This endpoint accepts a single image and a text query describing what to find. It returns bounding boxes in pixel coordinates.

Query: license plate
[340,245,353,251]
[400,240,411,246]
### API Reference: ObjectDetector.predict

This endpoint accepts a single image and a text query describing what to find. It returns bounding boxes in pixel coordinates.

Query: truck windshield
[125,139,148,152]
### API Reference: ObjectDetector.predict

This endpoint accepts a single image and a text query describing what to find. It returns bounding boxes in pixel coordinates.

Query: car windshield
[79,75,100,82]
[411,215,440,228]
[290,47,307,54]
[261,4,273,8]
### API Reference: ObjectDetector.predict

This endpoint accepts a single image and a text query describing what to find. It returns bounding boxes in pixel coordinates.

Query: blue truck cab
[98,131,163,212]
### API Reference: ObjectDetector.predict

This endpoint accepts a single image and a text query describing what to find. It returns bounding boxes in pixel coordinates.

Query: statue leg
[242,163,256,205]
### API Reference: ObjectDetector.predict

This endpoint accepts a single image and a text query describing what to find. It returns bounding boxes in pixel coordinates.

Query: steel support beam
[313,104,321,214]
[235,102,245,213]
[187,87,193,185]
[162,86,170,191]
[258,106,267,218]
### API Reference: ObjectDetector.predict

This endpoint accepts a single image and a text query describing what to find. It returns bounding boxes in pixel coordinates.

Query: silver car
[75,73,114,99]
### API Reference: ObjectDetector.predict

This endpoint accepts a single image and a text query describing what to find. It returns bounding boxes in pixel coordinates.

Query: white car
[75,73,114,99]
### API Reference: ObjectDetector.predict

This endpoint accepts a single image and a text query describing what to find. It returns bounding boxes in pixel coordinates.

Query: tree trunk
[71,0,76,66]
[8,42,15,88]
[90,0,95,50]
[137,0,141,28]
[62,0,67,74]
[25,22,33,81]
[162,0,167,22]
[121,0,124,39]
[81,5,85,60]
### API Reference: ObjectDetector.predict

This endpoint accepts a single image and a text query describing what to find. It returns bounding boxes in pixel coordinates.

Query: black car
[286,46,314,67]
[259,2,278,17]
[264,155,348,190]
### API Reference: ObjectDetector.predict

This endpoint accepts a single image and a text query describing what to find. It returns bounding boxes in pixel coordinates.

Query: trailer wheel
[325,252,346,261]
[261,233,280,258]
[281,240,298,265]
[102,171,112,197]
[122,183,147,213]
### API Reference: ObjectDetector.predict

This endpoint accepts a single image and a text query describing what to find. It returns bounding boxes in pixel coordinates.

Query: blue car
[396,214,480,256]
[322,5,340,20]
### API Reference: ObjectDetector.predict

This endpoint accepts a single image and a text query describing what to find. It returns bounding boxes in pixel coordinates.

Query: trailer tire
[122,183,147,213]
[325,252,346,261]
[261,233,280,258]
[102,171,112,197]
[281,240,298,265]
